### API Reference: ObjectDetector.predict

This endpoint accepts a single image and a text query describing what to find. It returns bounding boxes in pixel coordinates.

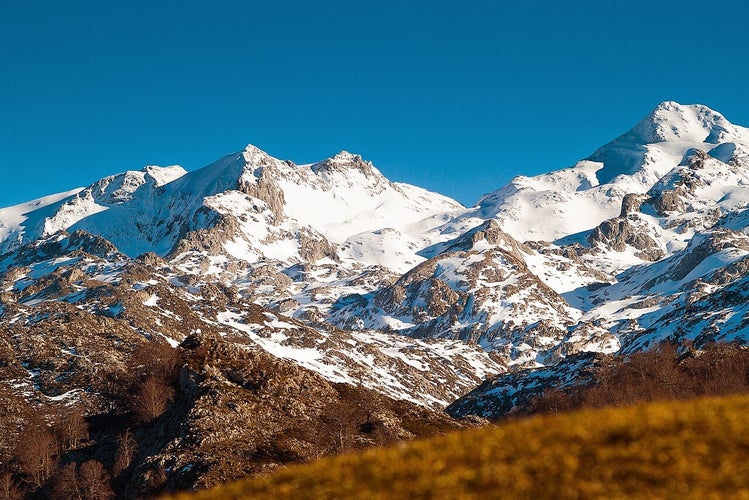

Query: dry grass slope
[174,394,749,499]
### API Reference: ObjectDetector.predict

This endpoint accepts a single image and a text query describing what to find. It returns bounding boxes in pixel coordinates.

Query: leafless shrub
[131,339,182,385]
[78,460,114,499]
[14,425,58,489]
[129,376,174,423]
[54,405,89,450]
[52,460,114,500]
[0,470,23,500]
[50,462,80,500]
[113,429,137,476]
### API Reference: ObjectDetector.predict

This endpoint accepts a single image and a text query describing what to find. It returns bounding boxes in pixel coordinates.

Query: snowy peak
[624,101,736,145]
[5,103,749,429]
[90,165,187,204]
[309,151,385,185]
[143,165,188,186]
[332,150,362,162]
[312,151,370,172]
[469,101,749,243]
[241,143,286,170]
[0,143,465,269]
[588,101,749,186]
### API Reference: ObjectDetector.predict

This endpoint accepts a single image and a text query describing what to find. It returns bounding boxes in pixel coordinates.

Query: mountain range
[2,100,749,493]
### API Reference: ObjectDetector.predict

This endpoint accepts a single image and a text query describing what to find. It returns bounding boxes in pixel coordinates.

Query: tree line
[527,341,749,416]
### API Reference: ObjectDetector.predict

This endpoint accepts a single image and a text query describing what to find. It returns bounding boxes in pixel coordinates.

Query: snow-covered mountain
[470,101,749,243]
[2,100,749,421]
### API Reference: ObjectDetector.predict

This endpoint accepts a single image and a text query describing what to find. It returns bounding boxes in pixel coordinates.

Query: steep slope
[442,104,749,418]
[0,165,188,256]
[3,102,749,381]
[0,188,84,253]
[0,230,503,410]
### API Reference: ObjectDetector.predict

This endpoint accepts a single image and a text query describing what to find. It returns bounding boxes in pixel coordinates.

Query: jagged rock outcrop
[651,189,687,216]
[117,334,474,495]
[619,193,648,216]
[587,194,665,261]
[446,352,609,419]
[237,168,287,221]
[329,222,590,367]
[588,217,664,261]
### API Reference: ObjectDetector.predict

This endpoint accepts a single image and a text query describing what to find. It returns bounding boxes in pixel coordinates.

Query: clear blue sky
[2,1,749,208]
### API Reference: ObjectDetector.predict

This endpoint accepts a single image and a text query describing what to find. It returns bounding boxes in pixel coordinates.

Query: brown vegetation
[0,338,183,498]
[528,341,749,415]
[0,470,23,500]
[4,333,745,499]
[51,460,114,500]
[14,426,58,489]
[0,332,467,498]
[54,405,89,451]
[113,429,137,477]
[130,376,175,423]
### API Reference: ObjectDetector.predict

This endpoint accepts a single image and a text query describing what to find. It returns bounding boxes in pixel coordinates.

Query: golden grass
[173,394,749,499]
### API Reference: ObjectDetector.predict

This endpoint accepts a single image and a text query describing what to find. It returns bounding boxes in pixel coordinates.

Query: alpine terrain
[2,101,749,496]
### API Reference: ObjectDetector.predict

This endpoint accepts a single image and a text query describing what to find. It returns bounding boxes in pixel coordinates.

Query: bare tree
[14,426,58,489]
[0,470,24,500]
[113,429,137,476]
[78,460,114,500]
[52,461,114,500]
[130,376,174,423]
[54,405,89,450]
[50,462,80,500]
[97,368,130,413]
[131,339,182,384]
[319,400,364,453]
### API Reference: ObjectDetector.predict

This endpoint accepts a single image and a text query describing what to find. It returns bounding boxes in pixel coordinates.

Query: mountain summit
[587,101,749,186]
[619,101,735,145]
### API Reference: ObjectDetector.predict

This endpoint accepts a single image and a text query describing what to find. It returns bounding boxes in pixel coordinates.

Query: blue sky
[2,1,749,208]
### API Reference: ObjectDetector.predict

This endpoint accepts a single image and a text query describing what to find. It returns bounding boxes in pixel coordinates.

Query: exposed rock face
[169,214,241,259]
[311,151,379,178]
[237,168,287,222]
[619,193,648,217]
[642,229,749,289]
[297,227,339,262]
[652,189,687,216]
[0,230,501,496]
[587,194,665,261]
[442,219,531,254]
[446,352,608,419]
[0,306,472,496]
[0,230,504,413]
[119,334,471,495]
[588,216,665,261]
[328,222,602,369]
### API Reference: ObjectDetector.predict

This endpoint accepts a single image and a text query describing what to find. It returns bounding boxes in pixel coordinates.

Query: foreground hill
[179,394,749,499]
